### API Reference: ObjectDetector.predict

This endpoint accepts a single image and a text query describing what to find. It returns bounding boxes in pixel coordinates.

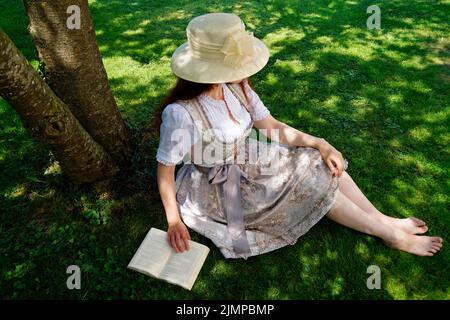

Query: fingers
[176,233,184,252]
[178,227,191,252]
[328,154,345,177]
[183,229,191,251]
[169,230,191,253]
[326,159,338,177]
[177,232,190,253]
[334,156,344,177]
[169,232,184,253]
[169,232,179,253]
[183,233,190,251]
[327,159,344,177]
[326,159,335,176]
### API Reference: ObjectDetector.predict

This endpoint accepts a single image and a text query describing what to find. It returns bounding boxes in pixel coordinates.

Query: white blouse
[156,82,271,165]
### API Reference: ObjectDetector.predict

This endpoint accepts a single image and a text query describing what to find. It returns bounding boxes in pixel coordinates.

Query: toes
[411,217,426,226]
[417,225,428,234]
[432,237,444,243]
[432,242,442,249]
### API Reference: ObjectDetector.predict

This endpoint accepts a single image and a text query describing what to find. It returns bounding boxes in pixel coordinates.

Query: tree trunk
[0,29,118,184]
[23,0,133,164]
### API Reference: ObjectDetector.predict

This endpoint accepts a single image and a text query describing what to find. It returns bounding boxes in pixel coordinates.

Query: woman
[155,13,443,259]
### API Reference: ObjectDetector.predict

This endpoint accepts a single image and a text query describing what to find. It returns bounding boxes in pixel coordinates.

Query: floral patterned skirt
[175,138,340,259]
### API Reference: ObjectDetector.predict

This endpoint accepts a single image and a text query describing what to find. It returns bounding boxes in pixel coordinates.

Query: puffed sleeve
[156,103,199,165]
[244,81,271,121]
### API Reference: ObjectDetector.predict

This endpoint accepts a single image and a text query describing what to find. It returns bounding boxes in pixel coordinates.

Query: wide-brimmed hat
[170,12,270,84]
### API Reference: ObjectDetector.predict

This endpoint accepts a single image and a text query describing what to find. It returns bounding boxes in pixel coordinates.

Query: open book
[127,228,210,290]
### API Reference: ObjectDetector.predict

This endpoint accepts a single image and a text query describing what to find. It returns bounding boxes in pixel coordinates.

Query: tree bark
[0,29,118,184]
[23,0,133,164]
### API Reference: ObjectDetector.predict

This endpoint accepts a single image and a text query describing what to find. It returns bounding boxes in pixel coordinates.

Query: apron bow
[197,164,251,255]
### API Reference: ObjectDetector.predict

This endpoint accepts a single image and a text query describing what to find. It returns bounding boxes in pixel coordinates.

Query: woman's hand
[318,139,346,177]
[167,219,191,253]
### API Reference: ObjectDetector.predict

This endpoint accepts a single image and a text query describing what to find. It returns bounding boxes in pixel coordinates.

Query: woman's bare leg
[338,171,428,234]
[327,190,443,256]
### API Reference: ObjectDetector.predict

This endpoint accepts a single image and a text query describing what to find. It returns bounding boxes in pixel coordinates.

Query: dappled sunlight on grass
[327,275,345,297]
[272,59,303,75]
[408,127,432,142]
[266,286,282,299]
[262,27,306,55]
[322,95,341,110]
[355,241,371,260]
[210,260,234,279]
[103,56,173,125]
[386,277,408,299]
[373,253,392,266]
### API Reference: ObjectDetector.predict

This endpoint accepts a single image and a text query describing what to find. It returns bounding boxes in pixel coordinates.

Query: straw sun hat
[170,12,270,84]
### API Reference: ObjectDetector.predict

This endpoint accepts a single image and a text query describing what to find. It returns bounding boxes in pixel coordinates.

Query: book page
[159,241,210,290]
[127,228,173,277]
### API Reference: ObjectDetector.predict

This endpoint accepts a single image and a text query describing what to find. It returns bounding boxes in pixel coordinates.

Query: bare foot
[390,217,428,235]
[384,230,443,256]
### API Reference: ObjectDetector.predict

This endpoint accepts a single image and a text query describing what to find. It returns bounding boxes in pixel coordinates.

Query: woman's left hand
[318,140,346,177]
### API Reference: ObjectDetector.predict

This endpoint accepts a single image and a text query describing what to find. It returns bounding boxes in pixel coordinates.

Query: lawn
[0,0,449,299]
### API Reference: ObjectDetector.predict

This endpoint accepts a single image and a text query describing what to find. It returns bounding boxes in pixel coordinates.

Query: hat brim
[170,38,269,84]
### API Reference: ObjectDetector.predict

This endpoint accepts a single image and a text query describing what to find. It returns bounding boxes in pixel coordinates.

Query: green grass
[1,0,449,299]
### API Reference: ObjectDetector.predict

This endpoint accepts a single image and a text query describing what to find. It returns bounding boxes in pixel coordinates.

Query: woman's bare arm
[253,115,346,177]
[253,115,324,148]
[157,163,191,252]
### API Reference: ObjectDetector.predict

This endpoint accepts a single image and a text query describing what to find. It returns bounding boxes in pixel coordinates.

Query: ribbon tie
[197,164,251,255]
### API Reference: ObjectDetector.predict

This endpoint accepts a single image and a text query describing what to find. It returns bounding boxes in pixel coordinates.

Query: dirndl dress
[174,84,341,259]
